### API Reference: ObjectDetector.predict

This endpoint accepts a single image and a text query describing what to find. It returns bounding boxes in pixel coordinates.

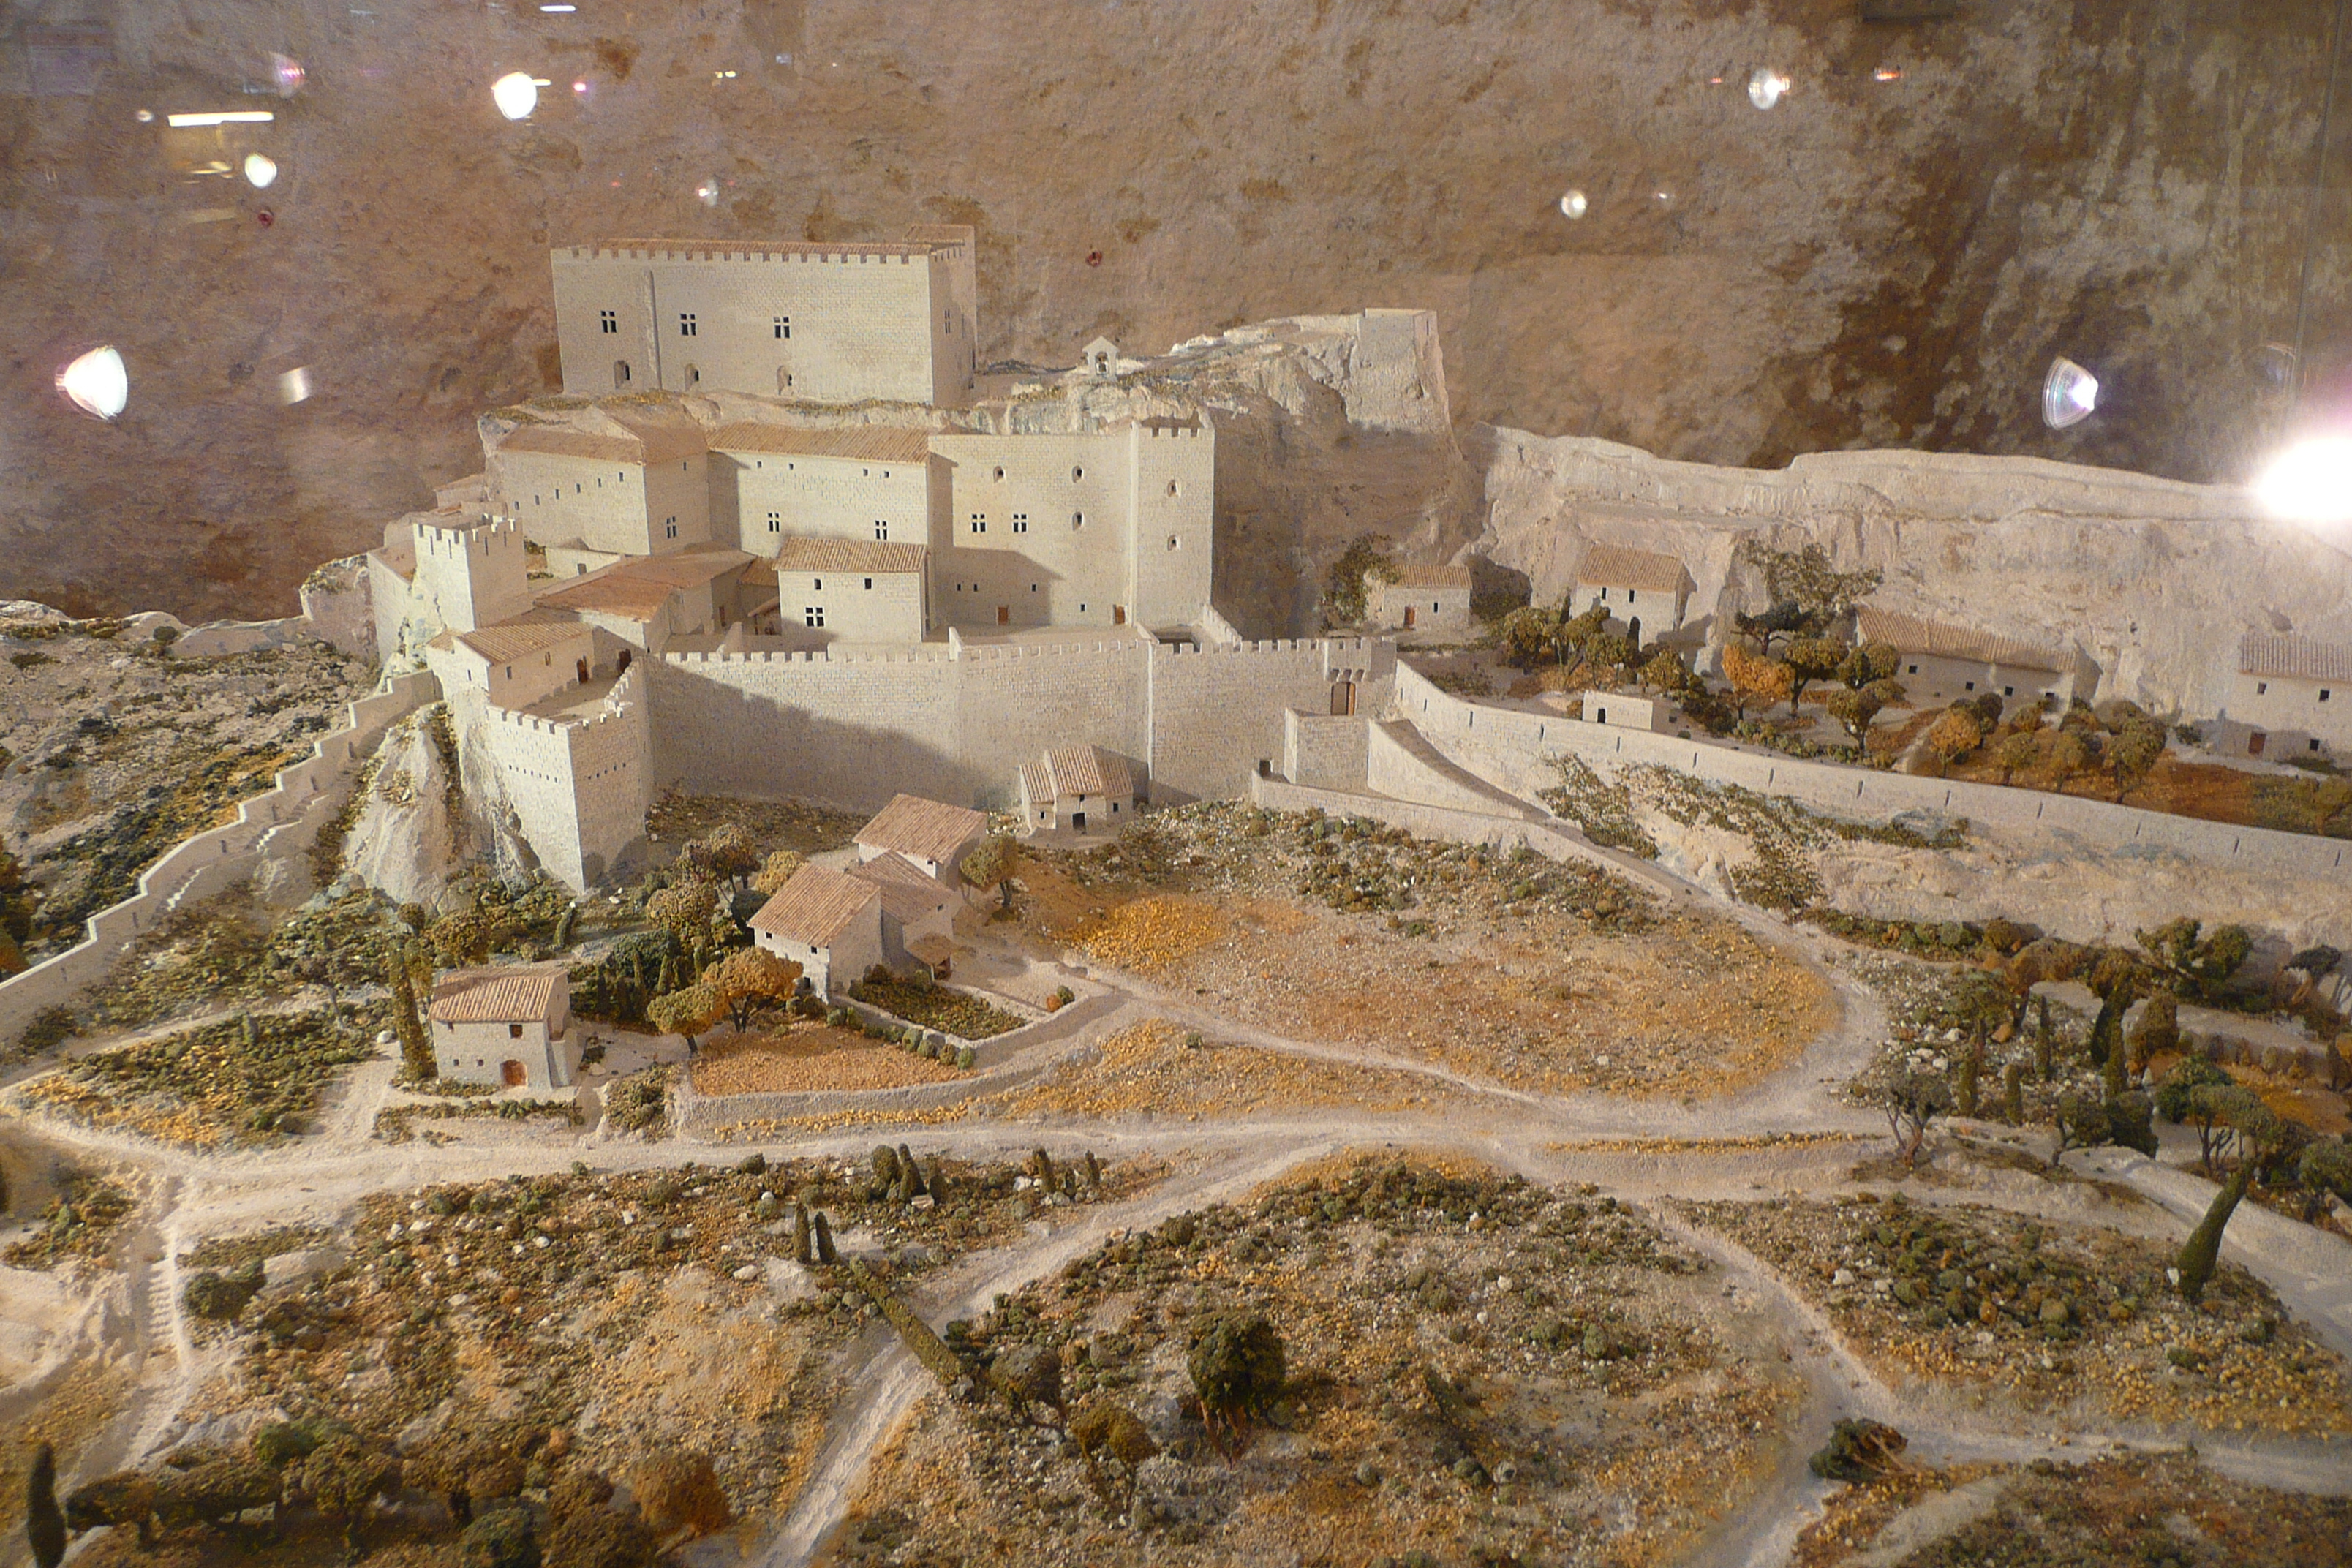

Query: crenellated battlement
[561,242,950,267]
[416,516,521,555]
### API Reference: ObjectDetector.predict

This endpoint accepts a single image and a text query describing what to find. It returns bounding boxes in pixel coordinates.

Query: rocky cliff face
[1474,431,2352,722]
[3,0,2337,622]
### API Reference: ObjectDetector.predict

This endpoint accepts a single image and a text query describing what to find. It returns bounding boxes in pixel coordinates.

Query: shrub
[461,1504,540,1568]
[1188,1311,1286,1439]
[182,1263,265,1321]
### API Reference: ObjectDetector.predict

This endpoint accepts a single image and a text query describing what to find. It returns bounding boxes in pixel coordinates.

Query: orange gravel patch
[691,1026,969,1095]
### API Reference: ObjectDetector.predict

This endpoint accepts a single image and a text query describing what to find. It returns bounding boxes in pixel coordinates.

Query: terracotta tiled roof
[429,962,567,1023]
[849,851,957,924]
[445,619,592,664]
[611,544,752,588]
[587,238,949,259]
[535,568,675,621]
[2239,632,2352,683]
[748,865,882,947]
[764,538,929,576]
[1029,745,1133,803]
[711,423,934,464]
[1855,607,2070,674]
[857,794,986,865]
[495,412,706,467]
[1393,565,1472,591]
[1575,543,1693,594]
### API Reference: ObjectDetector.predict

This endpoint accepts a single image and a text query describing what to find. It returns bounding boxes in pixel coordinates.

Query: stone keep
[929,418,1215,636]
[710,425,938,555]
[489,414,712,559]
[549,230,979,407]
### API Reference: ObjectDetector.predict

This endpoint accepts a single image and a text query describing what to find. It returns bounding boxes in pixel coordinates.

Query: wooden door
[998,606,1009,625]
[501,1060,527,1088]
[1403,606,1416,630]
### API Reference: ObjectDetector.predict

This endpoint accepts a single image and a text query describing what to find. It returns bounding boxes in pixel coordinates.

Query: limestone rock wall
[1474,431,2352,722]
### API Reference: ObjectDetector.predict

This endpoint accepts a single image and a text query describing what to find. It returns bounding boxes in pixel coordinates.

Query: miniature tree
[1921,706,1982,769]
[460,1504,540,1568]
[1556,604,1609,665]
[2176,1165,2250,1305]
[1824,685,1891,747]
[1869,1063,1953,1169]
[2127,990,2180,1078]
[682,823,760,888]
[1187,1311,1286,1454]
[1496,606,1556,671]
[299,1436,395,1558]
[1733,598,1809,658]
[750,850,807,896]
[2002,1060,2024,1123]
[813,1210,838,1264]
[2083,948,2152,1098]
[1782,637,1847,717]
[1741,540,1882,624]
[1322,533,1399,625]
[961,834,1022,913]
[2156,1068,2243,1175]
[428,908,500,968]
[1953,1029,1983,1119]
[646,878,721,967]
[2033,994,2055,1079]
[26,1442,66,1568]
[648,981,725,1050]
[2299,1139,2352,1207]
[2135,918,2254,1003]
[1993,729,2042,784]
[2050,1090,2157,1167]
[708,948,802,1032]
[2106,713,2168,802]
[1722,642,1793,721]
[1836,641,1899,690]
[387,946,435,1082]
[1637,647,1691,696]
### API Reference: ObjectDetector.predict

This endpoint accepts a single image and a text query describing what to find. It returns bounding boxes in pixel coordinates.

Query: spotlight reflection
[279,367,313,405]
[1747,68,1790,110]
[696,180,720,206]
[271,53,306,96]
[58,346,127,421]
[243,153,279,189]
[2258,437,2352,527]
[1558,189,1588,219]
[492,71,538,120]
[2041,357,2099,429]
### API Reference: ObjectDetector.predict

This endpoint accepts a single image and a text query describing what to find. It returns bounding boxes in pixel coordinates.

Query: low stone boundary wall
[0,671,441,1044]
[671,991,1120,1137]
[1248,777,1678,895]
[173,616,311,658]
[1393,664,2349,883]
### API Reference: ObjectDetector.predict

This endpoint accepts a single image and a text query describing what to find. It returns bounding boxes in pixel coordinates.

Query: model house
[1579,691,1666,733]
[2225,633,2352,758]
[548,227,978,406]
[489,407,712,567]
[748,864,883,999]
[428,962,576,1089]
[848,851,960,955]
[421,618,599,710]
[532,543,756,655]
[711,423,938,555]
[929,418,1214,636]
[1017,745,1136,834]
[754,538,930,644]
[855,794,987,884]
[1855,608,2089,709]
[1570,544,1696,630]
[1367,566,1473,635]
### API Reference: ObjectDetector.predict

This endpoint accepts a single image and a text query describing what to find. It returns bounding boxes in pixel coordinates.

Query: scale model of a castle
[366,225,1392,890]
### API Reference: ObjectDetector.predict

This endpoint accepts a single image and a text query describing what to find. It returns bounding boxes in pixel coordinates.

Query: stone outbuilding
[1579,691,1666,733]
[2224,633,2352,760]
[848,851,961,965]
[1017,745,1137,835]
[427,962,576,1090]
[1569,544,1695,631]
[1855,607,2089,710]
[749,864,884,1000]
[1366,566,1474,636]
[855,794,988,885]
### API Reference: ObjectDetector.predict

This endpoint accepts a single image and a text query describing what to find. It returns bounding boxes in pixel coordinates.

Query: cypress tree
[792,1204,811,1265]
[2002,1061,2024,1124]
[813,1210,837,1265]
[26,1441,65,1568]
[2177,1166,2250,1304]
[2034,995,2054,1080]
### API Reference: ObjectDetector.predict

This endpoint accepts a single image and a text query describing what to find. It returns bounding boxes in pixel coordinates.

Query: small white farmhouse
[748,864,885,1000]
[1366,566,1474,636]
[427,962,576,1090]
[1571,544,1695,631]
[1017,745,1137,835]
[1855,607,2089,709]
[2227,633,2352,759]
[855,794,988,885]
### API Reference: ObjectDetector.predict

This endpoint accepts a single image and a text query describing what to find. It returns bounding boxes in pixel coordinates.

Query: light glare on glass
[2041,357,2100,429]
[696,180,720,206]
[271,53,306,95]
[2258,437,2352,527]
[1559,189,1588,219]
[1747,68,1790,110]
[243,153,279,189]
[279,367,312,404]
[58,346,128,421]
[492,71,539,120]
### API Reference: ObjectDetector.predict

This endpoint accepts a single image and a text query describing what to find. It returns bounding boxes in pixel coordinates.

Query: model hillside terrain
[5,235,2352,1568]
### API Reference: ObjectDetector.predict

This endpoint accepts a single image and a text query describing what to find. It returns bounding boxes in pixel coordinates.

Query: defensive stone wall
[0,671,442,1043]
[1392,664,2352,883]
[479,668,653,890]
